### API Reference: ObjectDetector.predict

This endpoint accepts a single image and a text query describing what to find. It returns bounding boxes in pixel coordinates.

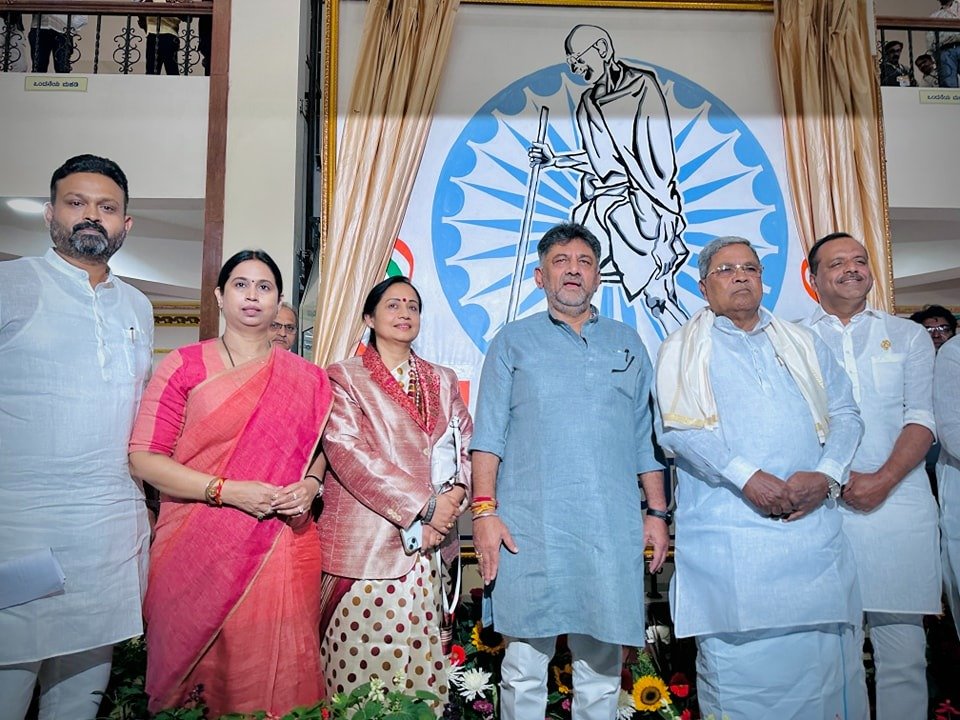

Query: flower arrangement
[444,591,699,720]
[96,638,439,720]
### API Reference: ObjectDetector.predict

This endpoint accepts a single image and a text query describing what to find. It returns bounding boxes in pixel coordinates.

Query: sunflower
[551,663,573,695]
[632,674,671,711]
[470,622,506,654]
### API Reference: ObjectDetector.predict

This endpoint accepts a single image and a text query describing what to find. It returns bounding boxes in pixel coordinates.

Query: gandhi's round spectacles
[706,263,763,279]
[270,322,296,333]
[566,40,601,68]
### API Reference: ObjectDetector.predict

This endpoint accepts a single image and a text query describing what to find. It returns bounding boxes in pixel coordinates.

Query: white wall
[221,0,310,303]
[0,75,208,199]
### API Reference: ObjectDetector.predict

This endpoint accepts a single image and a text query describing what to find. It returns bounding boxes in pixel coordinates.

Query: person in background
[138,0,181,75]
[915,54,940,86]
[28,13,87,73]
[805,232,939,720]
[880,40,917,87]
[270,301,298,351]
[928,0,960,87]
[910,304,957,353]
[0,154,153,720]
[320,276,472,707]
[129,249,331,716]
[934,334,960,643]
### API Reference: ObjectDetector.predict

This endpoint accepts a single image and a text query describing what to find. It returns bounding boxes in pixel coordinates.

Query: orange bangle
[205,476,226,506]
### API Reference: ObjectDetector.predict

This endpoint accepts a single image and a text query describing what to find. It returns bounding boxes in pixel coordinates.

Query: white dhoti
[695,624,868,720]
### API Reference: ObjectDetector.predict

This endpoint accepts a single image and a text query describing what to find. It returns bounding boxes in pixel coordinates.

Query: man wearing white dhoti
[656,236,868,720]
[805,232,940,720]
[0,155,153,719]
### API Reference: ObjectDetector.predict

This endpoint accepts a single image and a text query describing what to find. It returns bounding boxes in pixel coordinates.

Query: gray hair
[537,222,602,262]
[278,301,298,323]
[698,236,760,280]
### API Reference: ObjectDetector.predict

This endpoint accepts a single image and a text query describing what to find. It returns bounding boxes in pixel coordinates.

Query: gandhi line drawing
[526,24,690,332]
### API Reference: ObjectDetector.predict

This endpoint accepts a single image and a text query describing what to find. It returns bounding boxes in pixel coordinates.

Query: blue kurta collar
[712,306,773,336]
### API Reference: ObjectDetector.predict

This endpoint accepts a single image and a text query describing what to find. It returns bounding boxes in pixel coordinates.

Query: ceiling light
[6,199,46,215]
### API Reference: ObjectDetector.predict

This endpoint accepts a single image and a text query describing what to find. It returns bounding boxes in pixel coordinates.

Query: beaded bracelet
[421,495,438,524]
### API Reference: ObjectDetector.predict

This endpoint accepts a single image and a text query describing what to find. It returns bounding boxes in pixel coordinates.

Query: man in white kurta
[0,155,153,719]
[656,237,867,720]
[804,232,939,720]
[934,335,960,640]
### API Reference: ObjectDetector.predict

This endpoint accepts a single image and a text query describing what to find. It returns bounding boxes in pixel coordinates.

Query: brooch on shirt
[880,339,891,351]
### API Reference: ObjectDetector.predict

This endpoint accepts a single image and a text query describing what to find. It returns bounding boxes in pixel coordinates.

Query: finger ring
[256,512,265,521]
[297,507,304,515]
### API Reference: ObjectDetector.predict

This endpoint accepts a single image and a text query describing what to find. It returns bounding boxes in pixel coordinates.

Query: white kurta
[935,335,960,634]
[805,307,940,613]
[0,250,153,664]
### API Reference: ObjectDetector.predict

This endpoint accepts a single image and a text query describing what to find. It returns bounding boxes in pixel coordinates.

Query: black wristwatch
[646,507,673,524]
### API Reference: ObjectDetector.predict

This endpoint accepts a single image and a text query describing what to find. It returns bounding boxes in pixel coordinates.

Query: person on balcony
[928,0,960,87]
[28,13,87,73]
[915,54,940,87]
[880,40,916,87]
[138,0,182,75]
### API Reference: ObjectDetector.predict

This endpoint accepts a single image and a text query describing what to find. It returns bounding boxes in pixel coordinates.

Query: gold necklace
[221,336,268,368]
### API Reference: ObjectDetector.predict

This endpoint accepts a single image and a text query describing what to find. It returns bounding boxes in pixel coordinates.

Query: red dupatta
[144,348,331,707]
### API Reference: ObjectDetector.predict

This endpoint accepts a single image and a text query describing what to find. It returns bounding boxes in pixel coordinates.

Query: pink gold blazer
[320,352,472,579]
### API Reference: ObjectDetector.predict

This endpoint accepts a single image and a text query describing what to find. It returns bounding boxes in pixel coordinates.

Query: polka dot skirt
[320,555,448,705]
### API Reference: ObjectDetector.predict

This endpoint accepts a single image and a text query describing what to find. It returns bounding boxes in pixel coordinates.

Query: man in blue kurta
[655,236,868,719]
[470,222,669,720]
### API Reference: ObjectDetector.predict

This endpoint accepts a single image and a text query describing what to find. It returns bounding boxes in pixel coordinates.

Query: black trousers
[28,27,72,73]
[146,33,179,75]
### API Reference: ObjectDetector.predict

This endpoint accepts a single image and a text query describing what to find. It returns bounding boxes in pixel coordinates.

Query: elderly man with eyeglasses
[270,302,298,351]
[655,235,867,719]
[804,232,939,720]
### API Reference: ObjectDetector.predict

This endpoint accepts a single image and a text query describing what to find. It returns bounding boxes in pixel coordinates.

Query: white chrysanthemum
[457,668,493,701]
[617,689,637,720]
[367,676,387,702]
[446,663,464,687]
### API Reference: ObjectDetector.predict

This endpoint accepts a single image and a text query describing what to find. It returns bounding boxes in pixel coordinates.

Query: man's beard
[50,218,126,263]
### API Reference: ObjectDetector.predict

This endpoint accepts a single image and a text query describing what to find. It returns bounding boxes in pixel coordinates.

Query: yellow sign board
[24,76,88,92]
[919,88,960,105]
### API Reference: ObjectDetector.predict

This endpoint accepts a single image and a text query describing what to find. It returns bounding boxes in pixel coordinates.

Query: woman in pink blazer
[319,276,472,705]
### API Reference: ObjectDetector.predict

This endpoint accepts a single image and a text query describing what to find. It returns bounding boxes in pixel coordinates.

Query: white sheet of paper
[0,548,66,610]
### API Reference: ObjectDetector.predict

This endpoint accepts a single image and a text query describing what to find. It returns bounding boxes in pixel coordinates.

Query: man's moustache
[72,221,108,238]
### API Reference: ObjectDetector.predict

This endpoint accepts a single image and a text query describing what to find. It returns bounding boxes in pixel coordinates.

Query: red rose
[670,683,690,699]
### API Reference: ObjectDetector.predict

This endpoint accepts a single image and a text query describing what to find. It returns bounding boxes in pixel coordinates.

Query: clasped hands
[422,488,466,549]
[742,470,829,521]
[222,476,321,529]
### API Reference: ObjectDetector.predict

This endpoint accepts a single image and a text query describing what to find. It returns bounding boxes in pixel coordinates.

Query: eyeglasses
[705,263,763,279]
[566,40,601,68]
[925,325,953,335]
[270,322,296,333]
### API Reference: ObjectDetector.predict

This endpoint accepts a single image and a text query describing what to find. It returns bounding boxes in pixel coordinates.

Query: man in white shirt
[934,335,960,642]
[804,232,939,720]
[928,0,960,87]
[0,155,153,720]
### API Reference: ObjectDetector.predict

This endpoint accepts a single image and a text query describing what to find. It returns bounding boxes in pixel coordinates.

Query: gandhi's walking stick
[506,106,550,323]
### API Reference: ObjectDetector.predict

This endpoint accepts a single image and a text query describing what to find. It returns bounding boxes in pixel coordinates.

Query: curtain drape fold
[312,0,460,366]
[774,0,892,310]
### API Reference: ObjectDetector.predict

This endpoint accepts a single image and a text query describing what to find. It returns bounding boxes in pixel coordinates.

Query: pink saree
[136,345,331,715]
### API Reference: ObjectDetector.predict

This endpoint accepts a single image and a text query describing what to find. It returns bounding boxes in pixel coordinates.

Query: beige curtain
[774,0,892,310]
[312,0,460,366]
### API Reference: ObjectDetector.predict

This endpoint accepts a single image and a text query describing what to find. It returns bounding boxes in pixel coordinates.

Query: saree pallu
[142,348,331,715]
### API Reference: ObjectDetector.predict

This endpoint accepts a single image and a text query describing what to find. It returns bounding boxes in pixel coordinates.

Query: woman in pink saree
[129,250,331,716]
